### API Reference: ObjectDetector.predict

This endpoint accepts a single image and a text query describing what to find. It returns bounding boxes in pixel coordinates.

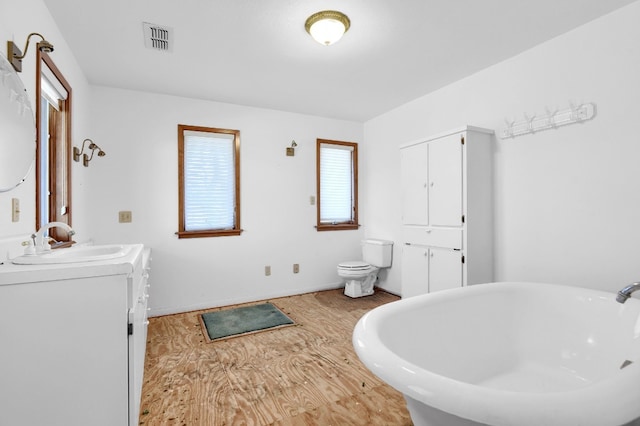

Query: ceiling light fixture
[305,10,350,46]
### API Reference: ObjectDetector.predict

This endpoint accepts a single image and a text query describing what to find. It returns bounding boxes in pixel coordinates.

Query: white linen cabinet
[400,126,493,297]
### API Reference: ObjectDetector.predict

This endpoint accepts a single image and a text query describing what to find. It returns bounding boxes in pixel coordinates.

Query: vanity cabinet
[400,126,493,296]
[0,245,150,426]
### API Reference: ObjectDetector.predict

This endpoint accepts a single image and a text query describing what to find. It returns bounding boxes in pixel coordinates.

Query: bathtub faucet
[616,282,640,304]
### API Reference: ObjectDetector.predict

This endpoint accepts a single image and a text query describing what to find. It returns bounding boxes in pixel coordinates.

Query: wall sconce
[286,140,298,157]
[73,139,106,167]
[7,32,54,72]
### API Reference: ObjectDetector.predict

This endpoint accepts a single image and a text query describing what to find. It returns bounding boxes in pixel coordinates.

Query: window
[177,124,241,238]
[36,51,72,244]
[316,139,358,231]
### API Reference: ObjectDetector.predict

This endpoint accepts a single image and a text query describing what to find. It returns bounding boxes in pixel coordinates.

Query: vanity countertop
[0,244,145,286]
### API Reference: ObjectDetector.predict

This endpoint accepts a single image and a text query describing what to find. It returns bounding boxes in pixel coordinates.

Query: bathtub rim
[352,281,640,426]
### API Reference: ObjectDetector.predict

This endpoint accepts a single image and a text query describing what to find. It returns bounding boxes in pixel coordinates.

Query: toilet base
[343,273,376,298]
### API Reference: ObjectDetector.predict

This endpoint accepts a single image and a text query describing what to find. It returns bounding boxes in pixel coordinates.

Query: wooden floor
[139,289,412,425]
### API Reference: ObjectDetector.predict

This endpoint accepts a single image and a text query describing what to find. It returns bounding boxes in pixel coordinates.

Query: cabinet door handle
[430,182,435,187]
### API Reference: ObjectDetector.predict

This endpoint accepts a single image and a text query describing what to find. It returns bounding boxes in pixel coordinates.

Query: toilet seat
[337,261,377,277]
[338,260,371,271]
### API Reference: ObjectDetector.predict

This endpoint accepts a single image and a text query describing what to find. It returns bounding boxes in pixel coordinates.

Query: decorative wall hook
[73,138,106,167]
[501,102,597,139]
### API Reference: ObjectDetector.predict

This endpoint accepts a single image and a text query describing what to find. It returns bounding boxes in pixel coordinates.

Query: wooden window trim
[316,138,359,231]
[177,124,241,238]
[36,51,72,241]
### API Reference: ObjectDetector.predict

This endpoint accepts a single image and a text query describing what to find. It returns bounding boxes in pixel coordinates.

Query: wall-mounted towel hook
[500,102,597,139]
[523,113,537,133]
[501,118,515,138]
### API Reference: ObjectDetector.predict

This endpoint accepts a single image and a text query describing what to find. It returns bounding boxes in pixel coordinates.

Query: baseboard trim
[148,282,344,317]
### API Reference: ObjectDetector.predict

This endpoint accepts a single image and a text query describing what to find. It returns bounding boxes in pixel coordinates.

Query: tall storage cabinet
[400,126,493,297]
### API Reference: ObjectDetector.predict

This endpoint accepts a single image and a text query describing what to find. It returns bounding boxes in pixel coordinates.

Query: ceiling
[43,0,637,122]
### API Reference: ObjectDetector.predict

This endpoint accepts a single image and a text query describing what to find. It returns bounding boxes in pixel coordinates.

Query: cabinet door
[400,143,428,225]
[401,244,429,298]
[428,133,463,226]
[0,276,129,426]
[429,248,463,293]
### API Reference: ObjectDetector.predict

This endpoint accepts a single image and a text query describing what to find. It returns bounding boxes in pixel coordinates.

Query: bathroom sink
[12,244,132,265]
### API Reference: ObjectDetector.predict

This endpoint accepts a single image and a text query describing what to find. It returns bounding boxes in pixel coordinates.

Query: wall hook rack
[501,102,596,139]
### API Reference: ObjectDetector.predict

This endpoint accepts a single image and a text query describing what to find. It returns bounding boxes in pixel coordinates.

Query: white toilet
[337,239,393,298]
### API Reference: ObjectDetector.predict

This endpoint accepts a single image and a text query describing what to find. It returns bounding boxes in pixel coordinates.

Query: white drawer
[402,226,462,249]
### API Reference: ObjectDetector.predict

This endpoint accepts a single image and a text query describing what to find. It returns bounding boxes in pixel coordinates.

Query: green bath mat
[199,302,295,342]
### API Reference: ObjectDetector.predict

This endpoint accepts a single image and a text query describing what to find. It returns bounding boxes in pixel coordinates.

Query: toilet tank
[362,239,393,267]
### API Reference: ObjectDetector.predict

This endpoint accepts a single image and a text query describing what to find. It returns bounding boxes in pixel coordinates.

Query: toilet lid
[338,261,371,271]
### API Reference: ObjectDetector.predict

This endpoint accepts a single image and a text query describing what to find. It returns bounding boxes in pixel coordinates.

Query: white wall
[363,1,640,295]
[86,86,364,315]
[0,0,364,316]
[4,0,640,314]
[0,0,92,258]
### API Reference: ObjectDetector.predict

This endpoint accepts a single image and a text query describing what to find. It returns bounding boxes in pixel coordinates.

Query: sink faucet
[31,222,76,254]
[616,282,640,304]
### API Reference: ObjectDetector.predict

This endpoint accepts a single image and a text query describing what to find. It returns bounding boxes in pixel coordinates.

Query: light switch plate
[11,198,19,222]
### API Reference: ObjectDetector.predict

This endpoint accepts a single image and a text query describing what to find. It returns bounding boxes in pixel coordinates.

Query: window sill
[176,229,242,239]
[316,224,359,232]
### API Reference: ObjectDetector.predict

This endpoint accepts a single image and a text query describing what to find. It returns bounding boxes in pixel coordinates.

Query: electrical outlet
[11,198,19,222]
[265,265,271,276]
[119,211,132,223]
[293,264,299,274]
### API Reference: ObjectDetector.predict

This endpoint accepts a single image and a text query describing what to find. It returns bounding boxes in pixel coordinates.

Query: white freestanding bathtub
[353,282,640,426]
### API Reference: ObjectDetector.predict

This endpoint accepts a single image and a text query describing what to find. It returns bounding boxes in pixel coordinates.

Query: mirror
[0,51,35,192]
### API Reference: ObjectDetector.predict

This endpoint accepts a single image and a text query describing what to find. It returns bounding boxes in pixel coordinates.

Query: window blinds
[183,131,236,231]
[40,63,68,111]
[320,143,354,223]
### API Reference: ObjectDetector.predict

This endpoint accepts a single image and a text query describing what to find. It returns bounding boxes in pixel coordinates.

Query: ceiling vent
[143,22,173,52]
